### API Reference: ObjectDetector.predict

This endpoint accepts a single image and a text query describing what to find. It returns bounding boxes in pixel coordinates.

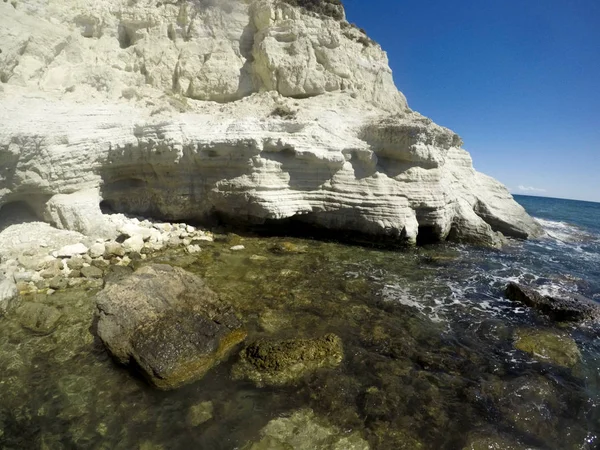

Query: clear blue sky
[343,0,600,203]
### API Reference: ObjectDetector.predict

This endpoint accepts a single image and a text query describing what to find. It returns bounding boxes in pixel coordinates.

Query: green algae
[232,334,343,386]
[514,327,581,368]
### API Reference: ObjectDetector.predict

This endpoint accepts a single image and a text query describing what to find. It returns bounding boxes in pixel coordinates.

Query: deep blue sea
[513,194,600,301]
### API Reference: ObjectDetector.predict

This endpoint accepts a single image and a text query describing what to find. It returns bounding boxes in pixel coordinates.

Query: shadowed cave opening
[0,201,40,232]
[416,225,442,246]
[99,200,115,215]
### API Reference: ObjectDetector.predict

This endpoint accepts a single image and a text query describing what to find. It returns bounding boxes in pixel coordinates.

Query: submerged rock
[95,264,246,389]
[505,282,600,323]
[269,242,308,254]
[248,409,368,450]
[232,334,343,386]
[186,401,214,427]
[514,328,581,368]
[462,432,534,450]
[16,302,62,334]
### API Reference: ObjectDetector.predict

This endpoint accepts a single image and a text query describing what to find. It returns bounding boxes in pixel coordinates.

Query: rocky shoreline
[0,214,597,449]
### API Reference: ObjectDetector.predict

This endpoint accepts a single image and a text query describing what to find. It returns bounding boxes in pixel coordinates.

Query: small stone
[186,245,202,254]
[47,288,56,295]
[13,271,35,283]
[68,278,84,288]
[186,225,196,233]
[48,276,68,290]
[15,281,31,292]
[35,279,48,290]
[269,242,307,254]
[96,423,108,437]
[56,243,89,258]
[186,401,214,427]
[250,255,268,262]
[129,251,142,261]
[168,236,182,247]
[91,258,110,270]
[119,223,153,241]
[123,235,144,253]
[81,265,104,279]
[66,256,85,270]
[40,266,62,279]
[89,242,106,258]
[140,245,155,255]
[230,245,245,251]
[68,270,82,279]
[104,242,125,257]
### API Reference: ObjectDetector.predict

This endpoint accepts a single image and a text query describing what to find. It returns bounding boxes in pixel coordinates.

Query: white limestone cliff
[0,0,542,247]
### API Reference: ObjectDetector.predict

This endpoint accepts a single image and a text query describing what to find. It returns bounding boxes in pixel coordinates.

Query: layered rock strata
[0,0,542,246]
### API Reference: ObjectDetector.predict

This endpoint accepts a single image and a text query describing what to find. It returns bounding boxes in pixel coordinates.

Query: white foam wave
[535,217,598,244]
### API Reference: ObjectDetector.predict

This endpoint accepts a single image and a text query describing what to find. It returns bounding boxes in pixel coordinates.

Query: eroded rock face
[95,264,246,389]
[0,0,542,246]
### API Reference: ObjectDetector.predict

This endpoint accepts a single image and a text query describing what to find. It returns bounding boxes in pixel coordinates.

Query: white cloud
[517,185,547,193]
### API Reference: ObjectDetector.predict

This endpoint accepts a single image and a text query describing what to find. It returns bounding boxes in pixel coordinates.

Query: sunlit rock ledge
[0,0,542,247]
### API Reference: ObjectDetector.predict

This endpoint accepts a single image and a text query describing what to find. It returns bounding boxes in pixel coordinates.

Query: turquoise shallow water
[0,195,599,449]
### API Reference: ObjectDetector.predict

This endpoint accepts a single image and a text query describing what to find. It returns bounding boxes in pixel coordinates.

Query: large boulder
[95,264,246,389]
[505,282,600,323]
[232,333,343,386]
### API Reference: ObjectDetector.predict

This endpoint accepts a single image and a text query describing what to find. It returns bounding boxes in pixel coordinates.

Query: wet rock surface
[514,328,581,368]
[95,264,246,389]
[505,282,600,323]
[232,334,343,386]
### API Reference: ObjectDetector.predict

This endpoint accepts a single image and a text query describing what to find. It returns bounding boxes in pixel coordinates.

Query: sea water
[0,195,599,449]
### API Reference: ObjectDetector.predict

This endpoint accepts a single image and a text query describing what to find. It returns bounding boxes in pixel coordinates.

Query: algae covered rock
[247,409,368,450]
[95,264,246,389]
[269,242,308,255]
[514,328,581,368]
[233,334,343,386]
[16,302,62,334]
